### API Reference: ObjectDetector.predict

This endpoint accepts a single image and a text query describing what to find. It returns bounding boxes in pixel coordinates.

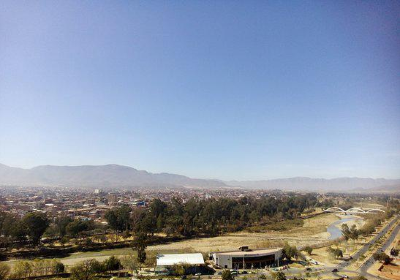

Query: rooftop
[156,253,205,266]
[213,248,282,256]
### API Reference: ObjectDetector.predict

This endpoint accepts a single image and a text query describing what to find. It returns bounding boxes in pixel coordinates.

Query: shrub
[103,256,121,272]
[304,246,313,255]
[0,263,10,280]
[373,252,391,264]
[70,259,100,280]
[222,270,234,280]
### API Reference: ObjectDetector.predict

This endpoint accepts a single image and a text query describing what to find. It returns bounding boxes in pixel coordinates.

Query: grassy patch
[248,219,304,232]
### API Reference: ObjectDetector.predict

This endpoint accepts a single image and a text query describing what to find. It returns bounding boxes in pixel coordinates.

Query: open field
[149,213,339,253]
[2,213,341,268]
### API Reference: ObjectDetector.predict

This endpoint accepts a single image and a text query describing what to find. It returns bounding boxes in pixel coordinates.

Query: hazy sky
[1,1,399,180]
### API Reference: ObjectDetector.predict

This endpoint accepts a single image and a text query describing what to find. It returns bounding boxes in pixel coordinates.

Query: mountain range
[0,163,399,193]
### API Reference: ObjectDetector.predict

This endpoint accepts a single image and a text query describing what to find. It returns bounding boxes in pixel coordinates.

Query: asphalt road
[283,215,399,280]
[336,215,399,280]
[359,219,399,273]
[338,215,398,270]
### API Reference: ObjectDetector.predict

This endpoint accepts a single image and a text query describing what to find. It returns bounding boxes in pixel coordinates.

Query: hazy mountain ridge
[0,163,399,192]
[0,164,226,188]
[227,177,400,192]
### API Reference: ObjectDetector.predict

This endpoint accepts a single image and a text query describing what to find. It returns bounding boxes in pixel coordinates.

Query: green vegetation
[0,263,10,280]
[303,246,313,255]
[8,259,64,279]
[70,259,99,280]
[328,247,343,259]
[341,223,359,241]
[222,270,234,280]
[282,242,299,260]
[272,271,286,280]
[106,195,318,238]
[373,252,391,264]
[0,194,319,253]
[248,219,304,232]
[132,232,147,265]
[0,211,50,247]
[354,276,367,280]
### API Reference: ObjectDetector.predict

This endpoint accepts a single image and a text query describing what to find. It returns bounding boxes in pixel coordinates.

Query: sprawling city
[0,178,399,280]
[1,1,399,280]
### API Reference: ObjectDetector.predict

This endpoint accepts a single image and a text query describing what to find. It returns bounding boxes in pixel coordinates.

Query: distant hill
[0,163,226,189]
[0,163,399,192]
[226,177,400,192]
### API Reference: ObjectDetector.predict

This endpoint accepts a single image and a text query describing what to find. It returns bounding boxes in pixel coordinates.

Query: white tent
[156,253,205,266]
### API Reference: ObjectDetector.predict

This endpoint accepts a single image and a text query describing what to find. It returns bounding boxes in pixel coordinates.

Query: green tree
[70,260,99,280]
[274,271,287,280]
[222,269,234,280]
[120,254,138,274]
[54,216,73,237]
[304,246,313,255]
[132,232,147,264]
[341,224,351,241]
[328,247,343,259]
[103,256,121,273]
[22,212,50,245]
[105,205,132,235]
[373,252,391,264]
[10,221,27,243]
[66,219,93,238]
[172,263,187,276]
[283,242,299,260]
[53,261,65,274]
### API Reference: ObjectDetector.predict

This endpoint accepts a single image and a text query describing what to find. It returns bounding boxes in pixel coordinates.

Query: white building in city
[155,253,205,275]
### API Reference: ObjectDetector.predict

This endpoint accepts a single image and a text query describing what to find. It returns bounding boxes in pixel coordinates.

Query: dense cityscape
[0,186,399,280]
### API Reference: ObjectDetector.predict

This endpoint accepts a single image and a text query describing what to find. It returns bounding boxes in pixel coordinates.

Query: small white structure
[156,253,205,266]
[155,253,205,274]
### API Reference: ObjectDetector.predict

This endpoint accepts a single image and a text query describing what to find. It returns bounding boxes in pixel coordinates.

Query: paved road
[359,219,399,273]
[309,215,399,280]
[335,215,399,280]
[338,215,398,270]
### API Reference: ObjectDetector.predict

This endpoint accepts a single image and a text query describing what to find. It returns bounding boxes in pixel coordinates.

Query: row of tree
[0,255,136,280]
[0,212,49,247]
[341,211,395,243]
[0,211,103,249]
[105,194,319,238]
[0,259,64,280]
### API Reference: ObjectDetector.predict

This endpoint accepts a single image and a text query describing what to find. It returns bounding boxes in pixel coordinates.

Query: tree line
[0,211,102,249]
[105,194,319,238]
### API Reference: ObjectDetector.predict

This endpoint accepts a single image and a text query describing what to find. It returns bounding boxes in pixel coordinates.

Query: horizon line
[1,162,399,182]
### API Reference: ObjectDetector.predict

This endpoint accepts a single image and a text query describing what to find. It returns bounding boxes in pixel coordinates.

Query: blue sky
[1,1,399,180]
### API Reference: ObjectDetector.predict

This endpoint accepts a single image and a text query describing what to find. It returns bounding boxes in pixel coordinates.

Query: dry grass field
[3,213,342,268]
